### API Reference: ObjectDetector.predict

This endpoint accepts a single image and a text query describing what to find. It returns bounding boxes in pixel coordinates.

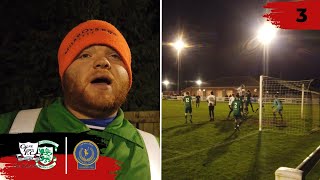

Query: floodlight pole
[301,84,304,119]
[172,37,187,95]
[259,75,263,131]
[263,44,269,76]
[177,52,180,95]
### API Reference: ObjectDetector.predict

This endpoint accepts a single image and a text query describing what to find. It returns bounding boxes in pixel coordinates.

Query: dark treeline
[0,0,160,113]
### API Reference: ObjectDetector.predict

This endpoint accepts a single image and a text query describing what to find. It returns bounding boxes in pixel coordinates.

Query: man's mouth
[91,77,112,85]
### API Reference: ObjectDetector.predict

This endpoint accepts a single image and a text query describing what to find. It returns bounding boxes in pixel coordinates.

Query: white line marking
[65,137,67,175]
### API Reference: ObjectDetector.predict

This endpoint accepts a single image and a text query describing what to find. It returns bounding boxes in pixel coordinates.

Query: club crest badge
[16,140,59,170]
[73,140,99,170]
[16,142,40,161]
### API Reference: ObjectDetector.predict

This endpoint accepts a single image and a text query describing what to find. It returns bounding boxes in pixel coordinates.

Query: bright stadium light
[172,38,186,54]
[196,80,202,86]
[257,22,278,45]
[163,80,170,90]
[163,80,170,86]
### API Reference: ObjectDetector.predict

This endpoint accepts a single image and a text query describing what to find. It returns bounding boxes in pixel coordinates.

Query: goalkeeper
[272,95,284,122]
[245,90,255,113]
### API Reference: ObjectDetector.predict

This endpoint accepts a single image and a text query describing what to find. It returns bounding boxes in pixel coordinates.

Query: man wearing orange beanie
[0,20,160,180]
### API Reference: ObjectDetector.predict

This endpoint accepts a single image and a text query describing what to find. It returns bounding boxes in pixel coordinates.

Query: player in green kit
[183,91,193,124]
[232,93,242,130]
[272,95,284,125]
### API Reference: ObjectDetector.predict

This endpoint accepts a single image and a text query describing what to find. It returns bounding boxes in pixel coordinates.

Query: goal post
[301,84,304,120]
[259,76,319,134]
[259,76,263,131]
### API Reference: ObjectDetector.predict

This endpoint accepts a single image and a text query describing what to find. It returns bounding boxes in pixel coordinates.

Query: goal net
[259,76,320,135]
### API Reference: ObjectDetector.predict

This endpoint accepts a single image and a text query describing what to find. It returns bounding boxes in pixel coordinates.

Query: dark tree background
[0,0,160,113]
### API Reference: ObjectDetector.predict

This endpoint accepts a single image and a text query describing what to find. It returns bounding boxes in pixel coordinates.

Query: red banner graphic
[263,0,320,30]
[0,155,120,180]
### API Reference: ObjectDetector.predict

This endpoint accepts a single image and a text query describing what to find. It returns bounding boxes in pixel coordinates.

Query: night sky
[162,0,320,90]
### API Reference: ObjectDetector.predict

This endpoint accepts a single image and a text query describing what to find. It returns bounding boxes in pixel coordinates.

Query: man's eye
[78,53,91,59]
[110,53,121,60]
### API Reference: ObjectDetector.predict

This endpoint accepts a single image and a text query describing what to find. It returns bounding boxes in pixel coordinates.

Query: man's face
[63,45,130,117]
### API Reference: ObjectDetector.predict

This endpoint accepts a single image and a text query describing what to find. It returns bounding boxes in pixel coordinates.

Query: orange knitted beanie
[58,20,132,87]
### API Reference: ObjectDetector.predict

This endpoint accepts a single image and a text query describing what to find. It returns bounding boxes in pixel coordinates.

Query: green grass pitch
[162,100,320,179]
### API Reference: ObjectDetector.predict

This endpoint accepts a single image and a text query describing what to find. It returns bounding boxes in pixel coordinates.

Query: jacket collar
[47,98,144,148]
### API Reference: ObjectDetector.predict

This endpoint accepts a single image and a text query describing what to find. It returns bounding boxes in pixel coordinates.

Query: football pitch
[162,100,320,179]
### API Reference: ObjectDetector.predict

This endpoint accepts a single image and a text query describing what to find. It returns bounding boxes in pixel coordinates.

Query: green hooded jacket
[0,98,156,180]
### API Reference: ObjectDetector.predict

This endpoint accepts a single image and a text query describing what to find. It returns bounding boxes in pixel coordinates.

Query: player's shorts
[245,101,251,106]
[185,106,192,113]
[196,100,200,103]
[234,114,242,120]
[209,106,214,111]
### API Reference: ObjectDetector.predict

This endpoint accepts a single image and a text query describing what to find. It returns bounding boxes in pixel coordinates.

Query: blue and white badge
[73,140,99,170]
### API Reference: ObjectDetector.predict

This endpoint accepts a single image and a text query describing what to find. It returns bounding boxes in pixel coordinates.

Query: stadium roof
[203,76,259,87]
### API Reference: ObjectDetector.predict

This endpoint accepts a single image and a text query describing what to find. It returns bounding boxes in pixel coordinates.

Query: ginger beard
[62,57,130,119]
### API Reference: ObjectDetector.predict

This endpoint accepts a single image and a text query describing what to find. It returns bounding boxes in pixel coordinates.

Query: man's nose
[93,57,111,69]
